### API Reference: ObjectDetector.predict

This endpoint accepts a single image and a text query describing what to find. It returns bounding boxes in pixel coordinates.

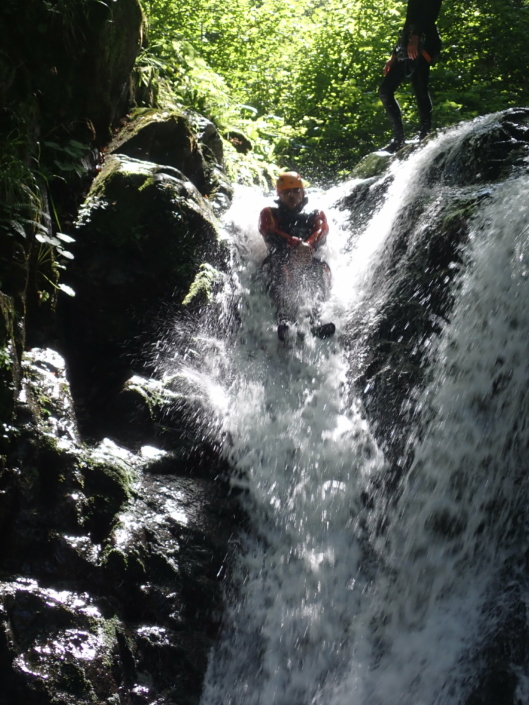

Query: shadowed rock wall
[0,3,240,703]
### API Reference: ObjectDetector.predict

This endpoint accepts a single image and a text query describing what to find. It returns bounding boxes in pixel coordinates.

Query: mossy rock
[77,438,139,539]
[80,460,132,538]
[108,109,234,213]
[108,110,209,193]
[1,349,144,567]
[58,154,229,434]
[351,151,392,179]
[0,579,122,704]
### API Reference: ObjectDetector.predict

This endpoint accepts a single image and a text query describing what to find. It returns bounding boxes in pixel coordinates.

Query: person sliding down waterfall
[259,171,335,342]
[378,0,443,154]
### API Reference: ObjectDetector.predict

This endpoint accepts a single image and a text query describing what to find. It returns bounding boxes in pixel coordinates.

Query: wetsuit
[379,0,443,144]
[259,202,328,253]
[258,201,330,324]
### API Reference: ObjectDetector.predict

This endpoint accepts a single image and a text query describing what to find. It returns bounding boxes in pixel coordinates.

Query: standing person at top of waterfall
[258,171,335,342]
[378,0,443,154]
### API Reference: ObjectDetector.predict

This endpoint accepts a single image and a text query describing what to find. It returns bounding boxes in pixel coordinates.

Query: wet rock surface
[0,3,238,703]
[338,108,529,468]
[337,108,529,704]
[0,348,241,705]
[57,154,230,440]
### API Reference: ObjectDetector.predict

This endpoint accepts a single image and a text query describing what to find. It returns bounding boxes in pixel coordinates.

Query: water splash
[196,123,529,705]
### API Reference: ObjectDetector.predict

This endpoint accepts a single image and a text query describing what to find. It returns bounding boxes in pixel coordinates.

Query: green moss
[351,151,392,179]
[182,263,222,306]
[80,458,134,498]
[57,660,94,698]
[102,545,147,583]
[100,615,121,648]
[77,448,137,538]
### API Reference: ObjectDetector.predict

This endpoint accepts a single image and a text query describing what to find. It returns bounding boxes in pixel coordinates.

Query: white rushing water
[196,123,529,705]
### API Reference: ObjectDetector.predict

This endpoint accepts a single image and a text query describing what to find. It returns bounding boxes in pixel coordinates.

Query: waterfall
[190,122,529,705]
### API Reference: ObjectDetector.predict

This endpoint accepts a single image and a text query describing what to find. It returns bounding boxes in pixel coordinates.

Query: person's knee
[379,83,391,103]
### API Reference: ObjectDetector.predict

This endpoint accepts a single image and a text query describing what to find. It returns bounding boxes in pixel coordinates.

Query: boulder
[0,347,241,705]
[57,154,229,438]
[107,110,234,213]
[107,112,209,192]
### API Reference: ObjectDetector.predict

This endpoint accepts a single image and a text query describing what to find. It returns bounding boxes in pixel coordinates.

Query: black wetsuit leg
[379,55,432,140]
[378,60,407,142]
[411,55,432,137]
[266,253,296,324]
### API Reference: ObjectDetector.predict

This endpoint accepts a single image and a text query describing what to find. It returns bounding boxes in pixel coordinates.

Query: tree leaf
[58,283,76,296]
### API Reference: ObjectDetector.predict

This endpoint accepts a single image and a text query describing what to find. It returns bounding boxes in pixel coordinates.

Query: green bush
[139,0,529,180]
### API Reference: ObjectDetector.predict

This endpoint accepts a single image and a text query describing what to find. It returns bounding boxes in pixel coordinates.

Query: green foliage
[0,122,76,300]
[182,262,222,305]
[41,138,90,178]
[0,128,44,243]
[434,0,529,122]
[141,0,529,180]
[0,346,12,372]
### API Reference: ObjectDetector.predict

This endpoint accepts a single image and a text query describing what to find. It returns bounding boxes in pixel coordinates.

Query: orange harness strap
[421,48,432,63]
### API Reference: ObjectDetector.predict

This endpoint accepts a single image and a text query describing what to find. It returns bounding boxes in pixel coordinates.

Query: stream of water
[194,124,529,705]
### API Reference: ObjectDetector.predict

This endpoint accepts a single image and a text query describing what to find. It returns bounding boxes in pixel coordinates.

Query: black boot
[419,120,432,141]
[311,322,336,339]
[380,136,405,154]
[277,322,289,342]
[418,105,432,141]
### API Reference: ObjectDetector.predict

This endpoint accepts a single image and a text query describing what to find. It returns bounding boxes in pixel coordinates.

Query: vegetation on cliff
[141,0,529,178]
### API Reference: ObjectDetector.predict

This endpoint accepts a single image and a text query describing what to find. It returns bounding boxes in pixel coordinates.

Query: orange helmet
[276,171,304,192]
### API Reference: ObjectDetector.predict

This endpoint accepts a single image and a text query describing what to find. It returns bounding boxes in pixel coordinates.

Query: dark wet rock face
[339,108,529,470]
[425,107,529,188]
[1,0,144,142]
[57,154,229,440]
[0,348,241,705]
[338,108,529,705]
[0,0,145,433]
[107,110,234,215]
[0,1,240,702]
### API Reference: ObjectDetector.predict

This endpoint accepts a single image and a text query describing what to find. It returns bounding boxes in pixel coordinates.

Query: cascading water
[169,118,529,704]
